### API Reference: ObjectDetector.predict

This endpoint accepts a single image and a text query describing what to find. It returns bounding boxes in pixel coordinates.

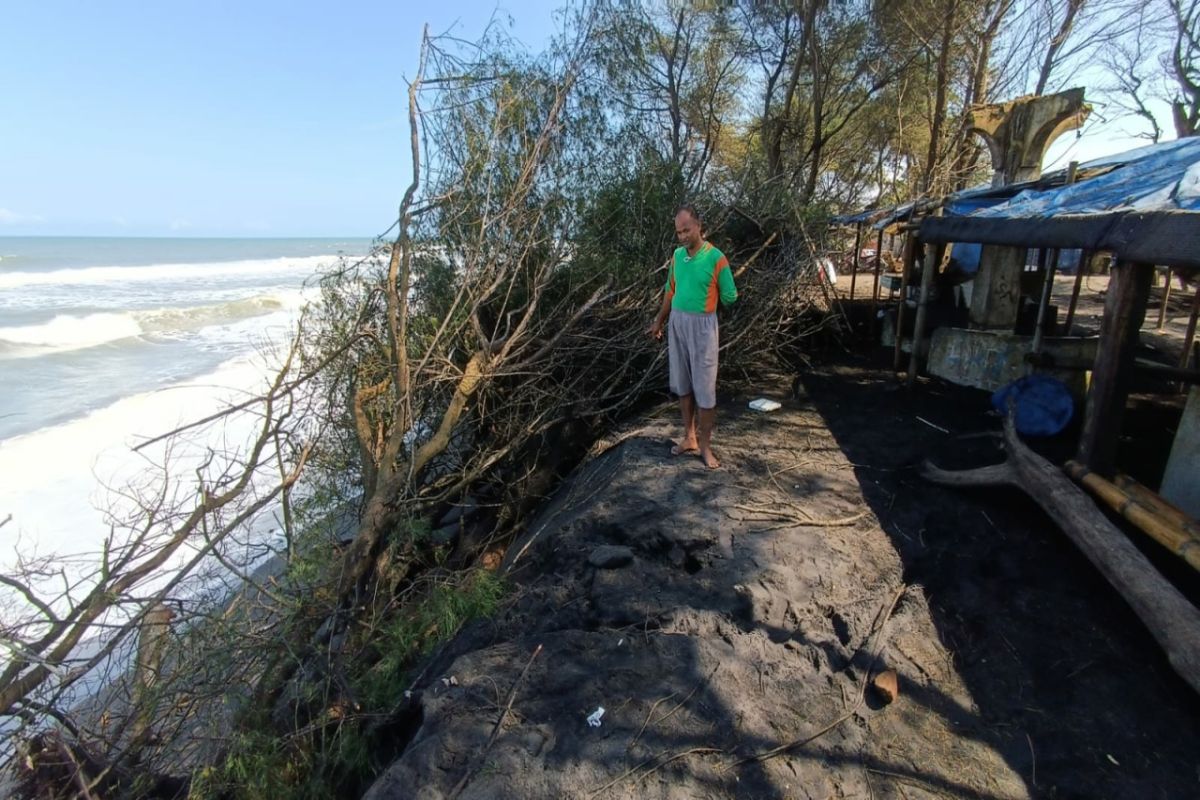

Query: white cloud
[0,208,45,225]
[168,218,192,231]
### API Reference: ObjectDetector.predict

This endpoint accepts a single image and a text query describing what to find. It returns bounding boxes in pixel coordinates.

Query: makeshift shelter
[915,136,1200,517]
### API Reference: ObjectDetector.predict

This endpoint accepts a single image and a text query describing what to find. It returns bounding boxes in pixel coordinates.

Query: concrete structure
[927,328,1096,395]
[963,89,1091,334]
[966,88,1091,188]
[1161,387,1200,518]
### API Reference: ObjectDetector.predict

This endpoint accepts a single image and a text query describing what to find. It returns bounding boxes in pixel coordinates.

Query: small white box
[748,398,781,412]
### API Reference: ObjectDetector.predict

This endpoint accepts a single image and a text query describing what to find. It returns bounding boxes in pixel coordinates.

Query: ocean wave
[0,291,308,357]
[0,254,336,289]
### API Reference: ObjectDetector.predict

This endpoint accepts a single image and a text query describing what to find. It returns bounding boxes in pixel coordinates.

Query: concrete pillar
[1161,387,1200,519]
[970,245,1024,330]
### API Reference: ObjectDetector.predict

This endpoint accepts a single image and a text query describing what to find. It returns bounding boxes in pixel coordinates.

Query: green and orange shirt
[664,241,737,313]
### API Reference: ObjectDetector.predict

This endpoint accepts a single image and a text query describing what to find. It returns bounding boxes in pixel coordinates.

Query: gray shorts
[668,310,719,408]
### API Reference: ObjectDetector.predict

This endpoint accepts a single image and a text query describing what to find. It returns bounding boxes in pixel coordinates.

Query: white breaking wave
[0,290,310,357]
[0,312,141,350]
[0,254,334,289]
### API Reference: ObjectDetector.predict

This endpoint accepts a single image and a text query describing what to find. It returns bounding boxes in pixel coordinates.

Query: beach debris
[749,398,782,412]
[586,706,605,727]
[872,669,899,704]
[441,675,459,688]
[915,415,950,434]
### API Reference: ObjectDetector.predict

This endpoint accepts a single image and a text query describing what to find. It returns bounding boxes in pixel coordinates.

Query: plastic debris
[748,398,782,412]
[586,707,605,727]
[991,375,1074,437]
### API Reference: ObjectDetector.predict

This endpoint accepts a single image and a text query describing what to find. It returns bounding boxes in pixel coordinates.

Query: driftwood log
[921,416,1200,695]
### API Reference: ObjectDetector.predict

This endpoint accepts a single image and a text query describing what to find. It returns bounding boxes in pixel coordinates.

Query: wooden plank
[1077,261,1153,476]
[892,233,919,372]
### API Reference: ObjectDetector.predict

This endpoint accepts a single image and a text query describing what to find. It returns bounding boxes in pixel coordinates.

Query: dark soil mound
[364,354,1200,799]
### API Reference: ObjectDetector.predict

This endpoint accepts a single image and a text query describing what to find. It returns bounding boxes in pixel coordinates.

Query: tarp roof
[920,138,1200,270]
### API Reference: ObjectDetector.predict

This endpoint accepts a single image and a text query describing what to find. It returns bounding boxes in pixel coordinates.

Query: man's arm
[717,258,737,305]
[649,257,675,339]
[649,290,671,339]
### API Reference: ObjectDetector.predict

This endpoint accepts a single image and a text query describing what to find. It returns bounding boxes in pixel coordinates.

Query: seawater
[0,236,372,565]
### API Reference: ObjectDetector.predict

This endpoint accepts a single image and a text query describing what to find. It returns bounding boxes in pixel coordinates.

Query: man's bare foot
[671,439,699,456]
[700,448,720,469]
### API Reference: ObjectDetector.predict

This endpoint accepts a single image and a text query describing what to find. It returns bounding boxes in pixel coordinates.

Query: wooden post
[1029,247,1062,369]
[1063,249,1091,333]
[893,233,919,372]
[1077,261,1153,476]
[1158,268,1173,331]
[1179,280,1200,371]
[849,223,862,301]
[870,226,885,328]
[907,241,941,386]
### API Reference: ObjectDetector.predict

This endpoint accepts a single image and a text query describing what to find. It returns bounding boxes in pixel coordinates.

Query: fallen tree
[921,415,1200,695]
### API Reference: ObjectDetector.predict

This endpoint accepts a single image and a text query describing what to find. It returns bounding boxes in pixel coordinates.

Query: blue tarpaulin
[970,137,1200,219]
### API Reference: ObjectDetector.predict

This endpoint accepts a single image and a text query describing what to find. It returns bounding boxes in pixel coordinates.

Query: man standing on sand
[647,204,737,469]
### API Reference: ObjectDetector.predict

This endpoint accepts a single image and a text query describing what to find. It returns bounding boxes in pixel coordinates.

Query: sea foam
[0,289,310,357]
[0,254,334,289]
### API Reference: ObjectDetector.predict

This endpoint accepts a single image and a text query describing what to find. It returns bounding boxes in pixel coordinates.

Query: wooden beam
[1180,280,1200,371]
[1077,261,1153,476]
[919,210,1200,271]
[1158,267,1173,332]
[893,234,919,372]
[906,241,941,386]
[1029,247,1062,368]
[1064,249,1091,333]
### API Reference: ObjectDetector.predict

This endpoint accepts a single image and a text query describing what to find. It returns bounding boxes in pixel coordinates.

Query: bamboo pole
[1179,280,1200,371]
[1113,473,1200,540]
[870,226,885,328]
[1158,268,1173,331]
[1065,461,1200,572]
[1029,163,1076,365]
[892,233,919,372]
[849,223,862,301]
[1063,249,1091,333]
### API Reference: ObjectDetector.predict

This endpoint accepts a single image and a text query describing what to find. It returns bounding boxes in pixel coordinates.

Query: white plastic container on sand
[748,398,782,412]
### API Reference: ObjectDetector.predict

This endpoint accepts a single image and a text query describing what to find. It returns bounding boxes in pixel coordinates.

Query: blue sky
[0,1,564,238]
[0,2,1174,238]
